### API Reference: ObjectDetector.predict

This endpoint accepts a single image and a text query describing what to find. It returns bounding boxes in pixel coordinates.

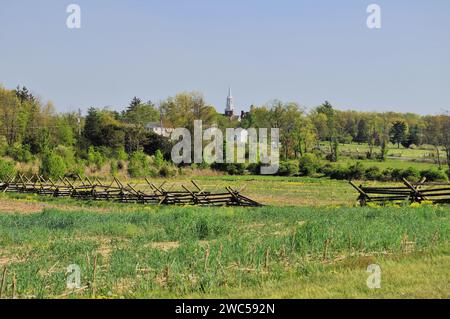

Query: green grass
[0,176,359,207]
[0,205,448,299]
[335,158,441,171]
[327,142,446,160]
[320,142,447,170]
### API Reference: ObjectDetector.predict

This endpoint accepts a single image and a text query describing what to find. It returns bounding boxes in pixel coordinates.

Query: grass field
[0,175,377,208]
[0,170,449,299]
[320,142,447,171]
[0,202,448,299]
[323,142,446,160]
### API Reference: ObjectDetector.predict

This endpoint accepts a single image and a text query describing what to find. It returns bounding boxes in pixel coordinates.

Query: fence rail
[0,174,263,207]
[350,178,450,206]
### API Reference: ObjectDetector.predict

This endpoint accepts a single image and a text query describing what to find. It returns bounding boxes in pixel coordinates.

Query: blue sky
[1,0,449,115]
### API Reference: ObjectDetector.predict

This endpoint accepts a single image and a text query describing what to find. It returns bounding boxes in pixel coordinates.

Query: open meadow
[0,175,449,299]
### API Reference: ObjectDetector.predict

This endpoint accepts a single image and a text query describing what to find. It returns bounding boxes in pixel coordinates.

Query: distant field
[320,142,447,170]
[0,205,448,299]
[322,142,445,160]
[335,158,441,171]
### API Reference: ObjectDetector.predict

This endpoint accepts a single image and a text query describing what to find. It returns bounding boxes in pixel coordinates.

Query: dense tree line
[0,85,449,180]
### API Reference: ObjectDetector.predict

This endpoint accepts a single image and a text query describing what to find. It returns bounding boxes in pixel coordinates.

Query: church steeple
[225,87,235,117]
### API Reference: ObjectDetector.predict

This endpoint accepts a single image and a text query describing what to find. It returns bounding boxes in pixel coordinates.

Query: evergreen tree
[390,121,408,148]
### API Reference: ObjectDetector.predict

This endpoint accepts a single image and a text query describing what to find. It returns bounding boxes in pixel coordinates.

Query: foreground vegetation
[0,204,448,299]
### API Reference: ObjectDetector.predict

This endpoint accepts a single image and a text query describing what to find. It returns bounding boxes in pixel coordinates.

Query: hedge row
[320,163,448,182]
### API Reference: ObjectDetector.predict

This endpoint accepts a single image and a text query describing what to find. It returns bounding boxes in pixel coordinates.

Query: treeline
[0,85,449,181]
[240,100,450,166]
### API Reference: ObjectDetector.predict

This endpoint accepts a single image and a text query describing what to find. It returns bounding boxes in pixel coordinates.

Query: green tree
[390,121,408,148]
[316,101,339,162]
[122,97,160,126]
[355,119,368,143]
[404,124,422,147]
[154,149,164,168]
[40,152,67,179]
[83,107,102,146]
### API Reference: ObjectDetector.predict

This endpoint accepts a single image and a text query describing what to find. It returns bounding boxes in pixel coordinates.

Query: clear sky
[1,0,449,115]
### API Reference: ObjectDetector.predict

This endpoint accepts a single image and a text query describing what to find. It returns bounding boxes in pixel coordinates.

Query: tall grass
[0,205,448,298]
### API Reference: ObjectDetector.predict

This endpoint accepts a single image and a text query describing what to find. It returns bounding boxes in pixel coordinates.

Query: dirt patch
[97,241,113,262]
[0,198,111,214]
[0,255,26,267]
[146,242,180,251]
[0,199,48,214]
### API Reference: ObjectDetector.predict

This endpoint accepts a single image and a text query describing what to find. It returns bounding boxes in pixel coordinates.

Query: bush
[87,146,105,169]
[159,165,177,178]
[327,165,350,180]
[110,159,119,176]
[128,150,152,178]
[365,166,382,181]
[40,152,67,179]
[114,147,128,161]
[447,169,450,179]
[0,159,16,181]
[247,163,262,175]
[319,163,335,177]
[154,149,164,168]
[380,168,394,182]
[226,163,246,175]
[278,160,299,176]
[347,162,366,180]
[299,154,320,176]
[402,167,421,182]
[68,163,85,178]
[7,144,33,163]
[54,145,76,169]
[389,167,420,182]
[420,168,448,182]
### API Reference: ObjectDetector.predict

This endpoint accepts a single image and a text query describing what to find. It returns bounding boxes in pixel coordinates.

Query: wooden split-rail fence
[0,174,263,207]
[350,178,450,206]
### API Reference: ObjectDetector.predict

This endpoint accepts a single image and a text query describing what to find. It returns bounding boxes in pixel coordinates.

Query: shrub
[247,163,262,175]
[154,149,164,168]
[40,152,67,179]
[87,146,105,169]
[319,163,335,177]
[420,168,448,182]
[115,147,128,161]
[54,145,76,169]
[68,163,85,178]
[365,166,382,181]
[447,169,450,179]
[328,165,350,180]
[7,144,33,163]
[299,154,320,176]
[391,167,420,182]
[347,162,366,180]
[198,162,211,170]
[110,159,119,176]
[0,159,16,181]
[278,160,299,176]
[402,167,421,182]
[128,150,152,178]
[226,163,246,175]
[381,168,394,182]
[159,165,177,178]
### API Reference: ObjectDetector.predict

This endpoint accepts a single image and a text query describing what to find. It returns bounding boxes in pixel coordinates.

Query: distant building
[146,122,174,138]
[224,87,235,118]
[224,87,250,122]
